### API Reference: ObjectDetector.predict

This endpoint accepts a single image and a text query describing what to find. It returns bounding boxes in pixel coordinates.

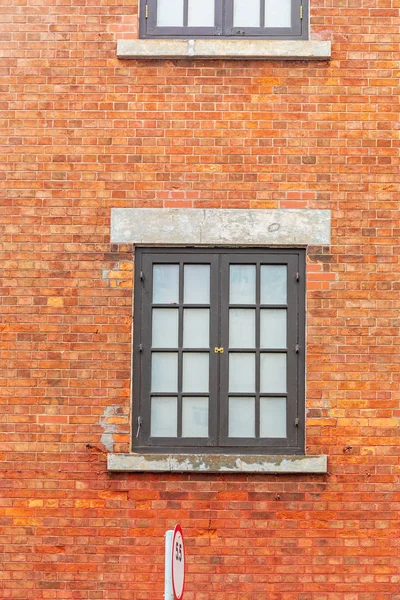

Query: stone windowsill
[117,39,331,60]
[107,453,328,474]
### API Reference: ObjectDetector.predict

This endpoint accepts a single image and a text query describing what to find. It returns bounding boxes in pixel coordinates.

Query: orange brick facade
[1,0,400,598]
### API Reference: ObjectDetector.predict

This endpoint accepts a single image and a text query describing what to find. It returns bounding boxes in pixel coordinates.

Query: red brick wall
[1,0,400,597]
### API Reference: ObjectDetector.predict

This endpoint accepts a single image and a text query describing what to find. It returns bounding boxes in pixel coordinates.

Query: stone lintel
[111,208,331,246]
[117,39,331,61]
[107,453,328,474]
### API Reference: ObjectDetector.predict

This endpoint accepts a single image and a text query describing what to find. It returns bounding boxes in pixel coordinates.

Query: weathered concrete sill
[107,453,328,474]
[117,39,331,61]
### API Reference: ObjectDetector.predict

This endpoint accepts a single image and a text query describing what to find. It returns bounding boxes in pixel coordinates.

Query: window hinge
[145,3,148,18]
[295,417,299,426]
[296,272,299,281]
[214,347,224,354]
[300,5,303,19]
[136,416,142,438]
[140,270,144,281]
[295,344,300,353]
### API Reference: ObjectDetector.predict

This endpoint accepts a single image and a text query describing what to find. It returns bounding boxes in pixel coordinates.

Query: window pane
[260,265,287,305]
[229,397,255,437]
[265,0,291,27]
[260,353,286,393]
[230,265,256,304]
[184,265,210,304]
[151,352,178,392]
[229,353,255,393]
[152,308,179,348]
[183,309,210,348]
[188,0,215,26]
[151,397,177,437]
[233,0,260,27]
[229,309,255,348]
[260,397,287,438]
[157,0,184,26]
[153,264,179,304]
[182,397,209,437]
[260,309,287,349]
[182,352,209,393]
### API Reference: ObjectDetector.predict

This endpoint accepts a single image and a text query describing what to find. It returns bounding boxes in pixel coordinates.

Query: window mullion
[177,261,184,438]
[218,0,227,36]
[214,253,222,446]
[255,261,261,439]
[286,256,300,446]
[297,251,306,449]
[137,252,153,446]
[223,0,232,35]
[260,0,265,28]
[218,254,229,446]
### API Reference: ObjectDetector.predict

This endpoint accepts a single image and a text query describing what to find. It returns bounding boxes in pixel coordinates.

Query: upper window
[133,248,305,455]
[141,0,307,39]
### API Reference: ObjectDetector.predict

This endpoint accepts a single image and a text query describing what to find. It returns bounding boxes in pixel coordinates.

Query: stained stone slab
[107,453,328,474]
[117,39,331,60]
[111,208,331,246]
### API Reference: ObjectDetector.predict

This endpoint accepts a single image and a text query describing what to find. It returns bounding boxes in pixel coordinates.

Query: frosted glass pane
[182,397,208,437]
[260,353,286,393]
[260,265,287,304]
[184,265,210,304]
[157,0,184,26]
[229,309,255,348]
[188,0,215,26]
[182,353,209,393]
[229,353,255,393]
[234,0,260,27]
[230,265,256,304]
[183,309,209,348]
[229,397,255,437]
[260,309,287,349]
[151,353,178,392]
[152,309,179,348]
[260,397,287,438]
[265,0,291,27]
[153,265,179,304]
[151,397,177,437]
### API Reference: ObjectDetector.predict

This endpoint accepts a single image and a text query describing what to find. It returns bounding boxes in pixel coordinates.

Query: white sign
[171,525,185,600]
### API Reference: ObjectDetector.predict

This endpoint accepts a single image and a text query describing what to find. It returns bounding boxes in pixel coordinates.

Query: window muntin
[133,248,305,455]
[141,0,306,39]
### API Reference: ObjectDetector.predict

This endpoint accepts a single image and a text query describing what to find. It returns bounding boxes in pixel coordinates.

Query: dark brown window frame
[140,0,308,40]
[133,247,305,455]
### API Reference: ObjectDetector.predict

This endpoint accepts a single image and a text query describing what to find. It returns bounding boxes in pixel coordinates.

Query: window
[133,248,305,455]
[141,0,307,39]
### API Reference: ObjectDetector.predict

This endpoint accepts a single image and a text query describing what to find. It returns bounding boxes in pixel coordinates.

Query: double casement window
[141,0,307,39]
[133,248,305,455]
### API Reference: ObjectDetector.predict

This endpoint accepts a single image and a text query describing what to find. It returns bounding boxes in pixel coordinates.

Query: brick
[47,296,64,307]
